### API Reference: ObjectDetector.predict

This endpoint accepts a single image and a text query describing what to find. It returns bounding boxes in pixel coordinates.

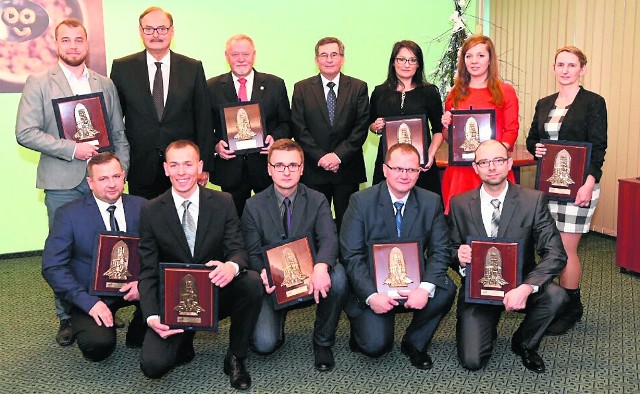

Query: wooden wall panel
[490,0,640,236]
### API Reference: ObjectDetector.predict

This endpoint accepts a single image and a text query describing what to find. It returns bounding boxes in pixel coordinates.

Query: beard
[58,52,87,67]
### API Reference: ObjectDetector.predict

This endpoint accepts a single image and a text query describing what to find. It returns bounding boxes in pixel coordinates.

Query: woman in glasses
[369,40,444,196]
[441,35,519,213]
[526,46,607,335]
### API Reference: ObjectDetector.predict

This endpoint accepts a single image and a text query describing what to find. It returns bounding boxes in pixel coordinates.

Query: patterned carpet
[0,233,638,393]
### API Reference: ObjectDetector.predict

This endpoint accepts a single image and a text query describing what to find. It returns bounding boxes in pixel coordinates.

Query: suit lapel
[165,52,180,120]
[402,189,419,237]
[290,186,307,237]
[251,70,265,102]
[467,190,486,237]
[222,72,239,102]
[87,69,101,95]
[334,73,348,126]
[50,65,74,97]
[498,184,519,238]
[84,195,107,231]
[132,51,157,118]
[159,191,192,258]
[378,183,398,238]
[312,75,331,128]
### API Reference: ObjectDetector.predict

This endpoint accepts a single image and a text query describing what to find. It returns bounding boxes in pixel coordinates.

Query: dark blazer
[241,184,338,272]
[207,70,292,189]
[448,183,567,288]
[291,73,369,185]
[526,87,607,182]
[138,187,248,321]
[340,182,452,309]
[110,50,214,184]
[41,194,145,313]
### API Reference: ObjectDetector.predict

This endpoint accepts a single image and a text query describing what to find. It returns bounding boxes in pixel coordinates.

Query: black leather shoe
[224,353,251,390]
[313,343,335,372]
[56,318,75,347]
[400,341,433,370]
[511,338,545,373]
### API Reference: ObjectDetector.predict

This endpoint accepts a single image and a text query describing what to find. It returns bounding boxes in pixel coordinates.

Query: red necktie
[238,77,248,102]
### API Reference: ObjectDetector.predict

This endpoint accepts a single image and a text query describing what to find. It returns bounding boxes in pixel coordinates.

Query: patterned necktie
[490,199,501,237]
[326,81,336,126]
[238,77,248,102]
[394,201,404,237]
[283,197,292,237]
[182,200,196,256]
[106,205,120,232]
[152,62,164,120]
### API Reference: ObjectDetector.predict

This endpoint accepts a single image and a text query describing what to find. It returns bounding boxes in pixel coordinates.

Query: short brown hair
[554,45,587,67]
[55,19,87,40]
[87,152,122,177]
[268,139,304,164]
[165,140,200,161]
[385,143,420,163]
[139,6,173,26]
[315,37,345,56]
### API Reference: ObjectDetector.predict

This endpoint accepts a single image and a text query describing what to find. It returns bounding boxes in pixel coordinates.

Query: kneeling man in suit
[241,139,346,372]
[42,152,145,361]
[340,143,456,370]
[137,140,262,390]
[448,139,568,373]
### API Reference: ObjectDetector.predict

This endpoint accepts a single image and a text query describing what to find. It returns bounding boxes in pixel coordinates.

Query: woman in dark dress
[526,46,607,335]
[369,40,444,196]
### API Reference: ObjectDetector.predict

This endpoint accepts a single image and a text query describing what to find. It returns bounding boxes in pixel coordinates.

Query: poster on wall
[0,0,105,93]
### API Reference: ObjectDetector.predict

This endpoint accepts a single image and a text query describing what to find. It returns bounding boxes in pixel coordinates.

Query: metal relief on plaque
[397,123,412,144]
[234,108,256,141]
[281,247,308,288]
[460,116,480,152]
[73,103,100,140]
[384,247,413,287]
[479,246,508,288]
[174,274,205,323]
[546,149,575,187]
[103,241,132,288]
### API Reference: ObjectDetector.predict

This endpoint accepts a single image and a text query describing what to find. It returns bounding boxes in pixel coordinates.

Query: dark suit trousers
[304,183,359,234]
[456,281,568,370]
[71,299,143,362]
[128,161,172,200]
[140,270,262,379]
[221,155,272,217]
[350,279,456,357]
[251,263,347,354]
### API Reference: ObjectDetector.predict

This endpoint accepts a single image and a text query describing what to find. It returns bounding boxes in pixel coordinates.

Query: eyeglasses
[317,52,342,60]
[269,163,302,172]
[395,57,418,65]
[475,157,508,168]
[384,163,420,174]
[141,25,172,35]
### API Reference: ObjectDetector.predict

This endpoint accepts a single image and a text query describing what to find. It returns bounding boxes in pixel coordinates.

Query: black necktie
[283,197,292,237]
[152,62,164,120]
[106,205,120,232]
[326,81,336,126]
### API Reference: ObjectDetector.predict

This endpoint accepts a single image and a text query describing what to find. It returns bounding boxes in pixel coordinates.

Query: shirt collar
[479,182,509,206]
[58,61,89,80]
[94,195,124,213]
[274,186,298,207]
[233,69,254,83]
[146,51,170,67]
[171,186,200,211]
[320,73,340,88]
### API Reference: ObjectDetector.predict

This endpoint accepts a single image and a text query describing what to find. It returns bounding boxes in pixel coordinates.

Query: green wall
[2,0,476,254]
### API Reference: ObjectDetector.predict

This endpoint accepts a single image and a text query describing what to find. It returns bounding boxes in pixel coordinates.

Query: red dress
[442,82,519,214]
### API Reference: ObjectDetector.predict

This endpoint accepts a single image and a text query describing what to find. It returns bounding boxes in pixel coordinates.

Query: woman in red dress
[441,35,519,214]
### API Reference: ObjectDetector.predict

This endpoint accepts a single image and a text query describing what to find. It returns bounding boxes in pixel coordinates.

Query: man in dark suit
[110,6,213,199]
[241,139,346,372]
[42,152,145,361]
[138,140,262,390]
[448,139,569,373]
[340,143,456,370]
[16,18,130,347]
[291,36,369,232]
[208,34,291,216]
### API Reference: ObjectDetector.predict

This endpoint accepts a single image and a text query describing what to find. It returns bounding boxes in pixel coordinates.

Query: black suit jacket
[42,194,145,313]
[138,187,248,321]
[207,70,291,189]
[291,73,369,185]
[340,182,451,311]
[448,183,567,288]
[241,184,338,272]
[526,87,607,182]
[110,51,214,184]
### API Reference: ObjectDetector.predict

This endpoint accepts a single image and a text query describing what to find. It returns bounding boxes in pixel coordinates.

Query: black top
[370,84,443,195]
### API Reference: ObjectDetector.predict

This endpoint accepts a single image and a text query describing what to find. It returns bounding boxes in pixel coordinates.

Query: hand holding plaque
[448,109,497,165]
[535,139,592,202]
[90,232,140,296]
[52,92,114,152]
[381,115,429,166]
[371,240,423,300]
[219,101,267,154]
